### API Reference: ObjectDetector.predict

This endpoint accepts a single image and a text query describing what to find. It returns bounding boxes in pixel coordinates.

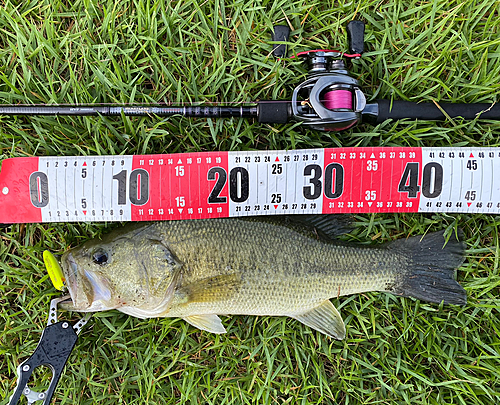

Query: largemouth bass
[60,216,466,339]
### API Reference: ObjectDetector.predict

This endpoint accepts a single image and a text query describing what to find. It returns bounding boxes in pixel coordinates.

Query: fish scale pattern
[157,219,404,317]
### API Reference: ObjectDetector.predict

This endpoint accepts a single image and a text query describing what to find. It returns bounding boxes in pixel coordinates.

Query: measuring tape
[1,147,499,224]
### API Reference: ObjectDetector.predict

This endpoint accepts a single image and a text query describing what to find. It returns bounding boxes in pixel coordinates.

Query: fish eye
[92,248,109,265]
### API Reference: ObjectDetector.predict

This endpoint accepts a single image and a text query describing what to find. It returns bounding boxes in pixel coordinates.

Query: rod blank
[0,105,258,118]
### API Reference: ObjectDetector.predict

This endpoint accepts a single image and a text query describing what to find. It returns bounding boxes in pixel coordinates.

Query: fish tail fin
[387,230,466,305]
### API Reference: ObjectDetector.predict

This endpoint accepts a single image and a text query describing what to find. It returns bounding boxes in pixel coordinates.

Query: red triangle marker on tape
[83,211,87,215]
[467,203,472,207]
[83,162,87,166]
[470,153,474,158]
[274,205,278,209]
[275,157,280,162]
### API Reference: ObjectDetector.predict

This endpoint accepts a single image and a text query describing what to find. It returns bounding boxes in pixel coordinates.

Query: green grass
[1,0,500,404]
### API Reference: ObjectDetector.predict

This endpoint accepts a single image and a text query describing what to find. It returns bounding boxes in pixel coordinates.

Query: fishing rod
[0,21,498,131]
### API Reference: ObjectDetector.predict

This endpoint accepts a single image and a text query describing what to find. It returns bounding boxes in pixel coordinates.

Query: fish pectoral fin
[183,314,226,334]
[179,273,241,303]
[290,300,346,340]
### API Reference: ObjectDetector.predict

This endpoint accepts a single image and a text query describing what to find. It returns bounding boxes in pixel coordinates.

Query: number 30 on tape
[1,147,499,224]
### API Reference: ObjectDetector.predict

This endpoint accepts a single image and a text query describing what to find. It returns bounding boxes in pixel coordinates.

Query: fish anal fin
[180,273,241,303]
[290,300,346,340]
[184,314,226,334]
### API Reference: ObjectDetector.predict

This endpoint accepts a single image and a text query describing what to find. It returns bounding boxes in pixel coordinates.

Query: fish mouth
[60,251,116,313]
[60,252,91,311]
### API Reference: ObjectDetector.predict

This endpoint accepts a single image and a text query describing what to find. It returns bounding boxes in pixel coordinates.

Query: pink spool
[323,90,353,110]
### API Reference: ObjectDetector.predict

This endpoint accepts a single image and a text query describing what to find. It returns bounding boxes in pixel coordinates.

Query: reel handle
[375,99,500,122]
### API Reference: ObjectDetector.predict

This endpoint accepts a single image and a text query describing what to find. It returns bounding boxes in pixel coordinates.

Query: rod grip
[257,101,291,124]
[376,99,500,122]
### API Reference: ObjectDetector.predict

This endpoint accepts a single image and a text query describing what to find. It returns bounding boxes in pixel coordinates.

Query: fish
[60,216,466,339]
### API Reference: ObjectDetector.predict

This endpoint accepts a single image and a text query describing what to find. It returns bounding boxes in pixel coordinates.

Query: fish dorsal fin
[240,215,352,241]
[179,273,241,303]
[184,314,226,334]
[290,300,346,339]
[290,215,353,240]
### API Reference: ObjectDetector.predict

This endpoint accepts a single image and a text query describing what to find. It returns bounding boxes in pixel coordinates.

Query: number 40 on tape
[1,147,499,224]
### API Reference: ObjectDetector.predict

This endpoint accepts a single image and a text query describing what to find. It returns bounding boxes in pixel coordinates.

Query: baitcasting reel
[290,50,367,131]
[259,20,368,131]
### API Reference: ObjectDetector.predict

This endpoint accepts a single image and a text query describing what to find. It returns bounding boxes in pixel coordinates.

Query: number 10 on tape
[1,147,499,223]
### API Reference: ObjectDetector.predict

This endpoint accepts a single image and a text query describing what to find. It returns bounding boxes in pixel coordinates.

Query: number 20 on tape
[1,147,499,224]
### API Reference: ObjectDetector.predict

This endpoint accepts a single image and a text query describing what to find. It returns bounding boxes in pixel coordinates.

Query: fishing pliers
[8,297,91,405]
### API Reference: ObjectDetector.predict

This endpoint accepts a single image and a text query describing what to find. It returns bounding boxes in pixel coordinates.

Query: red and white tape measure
[1,147,498,223]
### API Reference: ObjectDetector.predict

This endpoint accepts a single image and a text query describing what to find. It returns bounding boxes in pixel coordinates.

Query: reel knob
[346,20,365,55]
